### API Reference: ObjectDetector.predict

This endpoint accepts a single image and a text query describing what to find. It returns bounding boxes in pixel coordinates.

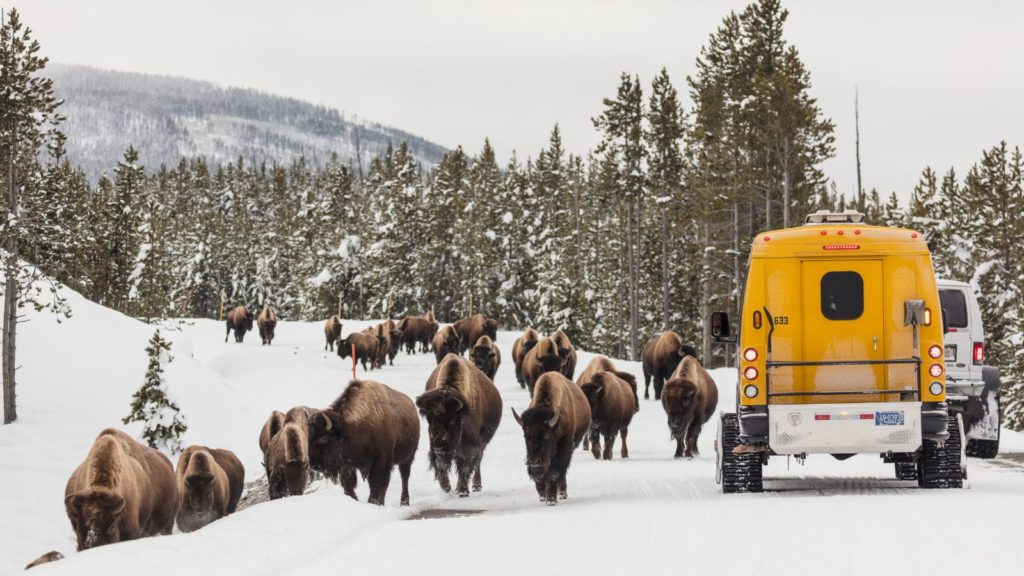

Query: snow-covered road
[2,286,1024,575]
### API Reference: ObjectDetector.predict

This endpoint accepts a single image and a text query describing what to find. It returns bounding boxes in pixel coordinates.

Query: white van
[937,279,1001,458]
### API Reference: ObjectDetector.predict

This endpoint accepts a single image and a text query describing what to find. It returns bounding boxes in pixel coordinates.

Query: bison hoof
[558,491,567,500]
[545,499,557,506]
[457,490,469,498]
[472,485,482,492]
[401,497,410,506]
[644,392,650,399]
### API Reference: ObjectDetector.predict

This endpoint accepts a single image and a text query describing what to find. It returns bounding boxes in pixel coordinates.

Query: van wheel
[718,412,763,493]
[918,415,964,489]
[894,462,917,481]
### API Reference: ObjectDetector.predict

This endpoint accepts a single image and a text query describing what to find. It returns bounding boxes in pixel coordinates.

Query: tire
[918,414,964,489]
[965,392,1000,459]
[718,412,763,493]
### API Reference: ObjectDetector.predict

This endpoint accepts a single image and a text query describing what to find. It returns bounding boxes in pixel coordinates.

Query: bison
[175,446,244,532]
[522,337,564,397]
[381,319,403,365]
[338,331,383,371]
[324,316,343,351]
[259,410,286,473]
[550,330,578,380]
[511,328,540,388]
[416,354,502,496]
[661,355,719,459]
[257,305,277,345]
[512,372,590,505]
[307,380,420,505]
[470,335,501,380]
[579,368,637,460]
[225,305,254,343]
[398,314,438,354]
[452,314,498,355]
[641,331,698,400]
[64,429,179,551]
[267,418,310,499]
[432,325,462,364]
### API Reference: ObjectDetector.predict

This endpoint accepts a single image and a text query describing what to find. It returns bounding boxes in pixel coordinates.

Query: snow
[3,281,1024,575]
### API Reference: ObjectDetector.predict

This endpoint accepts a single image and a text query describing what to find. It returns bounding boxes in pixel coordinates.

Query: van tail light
[973,342,985,365]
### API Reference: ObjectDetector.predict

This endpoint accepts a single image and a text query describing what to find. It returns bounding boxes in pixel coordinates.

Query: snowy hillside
[47,63,448,181]
[3,282,1024,575]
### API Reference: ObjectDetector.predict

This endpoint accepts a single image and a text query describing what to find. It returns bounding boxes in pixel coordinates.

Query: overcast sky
[14,0,1024,201]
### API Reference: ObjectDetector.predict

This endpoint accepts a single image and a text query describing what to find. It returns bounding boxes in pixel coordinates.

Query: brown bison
[225,305,254,343]
[64,429,179,551]
[363,324,393,368]
[398,314,438,354]
[381,319,403,365]
[512,372,591,505]
[257,305,278,345]
[662,355,719,459]
[470,335,501,380]
[259,410,285,473]
[307,380,420,505]
[432,325,462,364]
[267,410,311,500]
[641,331,698,400]
[324,316,343,351]
[522,337,564,397]
[452,314,498,354]
[338,331,383,371]
[511,328,540,389]
[416,354,503,496]
[175,446,244,532]
[576,356,639,412]
[579,368,637,460]
[550,330,578,380]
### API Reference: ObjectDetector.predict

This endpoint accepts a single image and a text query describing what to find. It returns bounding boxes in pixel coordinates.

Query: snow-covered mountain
[47,63,448,180]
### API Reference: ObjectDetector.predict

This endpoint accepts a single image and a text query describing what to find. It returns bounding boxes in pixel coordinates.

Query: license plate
[875,411,905,426]
[944,345,956,361]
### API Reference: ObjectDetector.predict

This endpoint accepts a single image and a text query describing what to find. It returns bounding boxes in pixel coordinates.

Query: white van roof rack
[804,209,865,226]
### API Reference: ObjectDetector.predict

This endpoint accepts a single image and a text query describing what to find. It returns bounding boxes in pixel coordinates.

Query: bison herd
[60,315,718,559]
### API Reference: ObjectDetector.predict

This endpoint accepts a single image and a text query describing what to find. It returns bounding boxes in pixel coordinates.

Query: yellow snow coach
[713,210,963,492]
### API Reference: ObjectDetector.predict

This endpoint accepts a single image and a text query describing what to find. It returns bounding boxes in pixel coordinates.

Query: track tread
[719,413,763,493]
[918,415,964,489]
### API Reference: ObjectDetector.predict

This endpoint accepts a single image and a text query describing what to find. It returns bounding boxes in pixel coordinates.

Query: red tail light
[973,342,985,364]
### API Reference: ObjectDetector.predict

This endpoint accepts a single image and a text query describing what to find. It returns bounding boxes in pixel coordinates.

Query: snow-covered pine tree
[123,329,187,453]
[908,167,950,275]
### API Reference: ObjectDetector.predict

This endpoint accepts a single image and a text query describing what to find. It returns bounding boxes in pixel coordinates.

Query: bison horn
[321,413,333,431]
[449,397,464,413]
[511,407,523,427]
[547,412,560,428]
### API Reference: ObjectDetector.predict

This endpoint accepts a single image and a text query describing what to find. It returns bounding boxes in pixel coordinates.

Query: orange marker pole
[351,343,357,380]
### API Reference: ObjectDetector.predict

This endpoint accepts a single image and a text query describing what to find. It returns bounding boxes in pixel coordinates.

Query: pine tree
[123,330,187,453]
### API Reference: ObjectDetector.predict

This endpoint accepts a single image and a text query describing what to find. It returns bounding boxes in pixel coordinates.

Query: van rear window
[821,272,863,320]
[939,289,969,329]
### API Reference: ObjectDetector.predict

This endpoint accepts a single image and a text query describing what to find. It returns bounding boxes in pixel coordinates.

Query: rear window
[939,289,969,329]
[821,271,863,320]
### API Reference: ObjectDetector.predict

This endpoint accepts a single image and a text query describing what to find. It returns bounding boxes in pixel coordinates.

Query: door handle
[873,336,878,351]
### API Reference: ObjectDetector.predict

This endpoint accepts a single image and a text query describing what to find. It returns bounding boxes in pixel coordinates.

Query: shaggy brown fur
[580,371,636,460]
[175,446,244,532]
[25,551,64,570]
[337,331,383,370]
[512,372,591,505]
[641,331,698,400]
[257,305,278,345]
[470,335,501,380]
[307,380,420,505]
[267,422,309,499]
[225,306,254,343]
[522,337,564,397]
[511,328,540,388]
[550,330,578,380]
[417,354,503,495]
[64,429,179,551]
[576,356,639,412]
[432,325,462,364]
[398,315,438,354]
[452,314,499,354]
[661,356,719,459]
[324,316,343,351]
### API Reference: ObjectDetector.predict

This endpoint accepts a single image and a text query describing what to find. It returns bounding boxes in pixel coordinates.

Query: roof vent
[804,209,865,226]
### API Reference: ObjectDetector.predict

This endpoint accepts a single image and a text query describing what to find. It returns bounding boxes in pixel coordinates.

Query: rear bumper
[768,402,924,455]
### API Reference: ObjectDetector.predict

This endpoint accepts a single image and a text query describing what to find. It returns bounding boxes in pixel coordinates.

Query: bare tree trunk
[625,199,636,361]
[855,87,863,201]
[782,138,791,228]
[3,149,18,424]
[700,219,711,368]
[661,205,669,329]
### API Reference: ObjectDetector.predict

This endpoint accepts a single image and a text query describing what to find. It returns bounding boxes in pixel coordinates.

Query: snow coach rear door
[799,260,886,403]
